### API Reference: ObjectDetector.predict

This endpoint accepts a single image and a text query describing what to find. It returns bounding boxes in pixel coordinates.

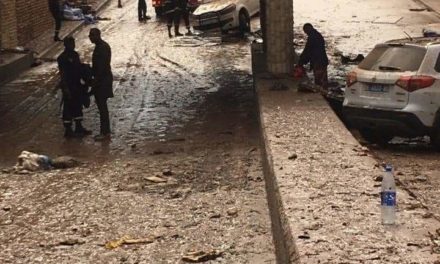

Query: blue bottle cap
[385,165,393,172]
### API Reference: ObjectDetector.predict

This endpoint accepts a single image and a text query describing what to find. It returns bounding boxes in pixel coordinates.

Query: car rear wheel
[238,10,250,35]
[359,129,393,145]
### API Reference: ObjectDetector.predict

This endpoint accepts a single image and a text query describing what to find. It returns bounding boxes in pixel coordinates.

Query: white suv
[343,38,440,147]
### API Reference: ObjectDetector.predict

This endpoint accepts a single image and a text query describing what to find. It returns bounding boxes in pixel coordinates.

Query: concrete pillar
[265,0,293,75]
[0,0,18,49]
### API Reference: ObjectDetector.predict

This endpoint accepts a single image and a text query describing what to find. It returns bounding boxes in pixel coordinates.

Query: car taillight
[346,71,357,87]
[395,75,435,92]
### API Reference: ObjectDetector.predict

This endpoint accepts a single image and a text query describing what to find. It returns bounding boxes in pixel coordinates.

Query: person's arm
[57,56,70,98]
[299,39,311,66]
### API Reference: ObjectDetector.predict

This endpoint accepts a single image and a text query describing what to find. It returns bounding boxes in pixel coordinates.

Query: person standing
[164,0,182,38]
[89,28,113,141]
[57,37,91,137]
[298,23,329,89]
[138,0,151,22]
[177,0,192,35]
[48,0,62,41]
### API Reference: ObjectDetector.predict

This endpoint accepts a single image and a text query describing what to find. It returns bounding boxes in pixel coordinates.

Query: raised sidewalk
[253,48,440,263]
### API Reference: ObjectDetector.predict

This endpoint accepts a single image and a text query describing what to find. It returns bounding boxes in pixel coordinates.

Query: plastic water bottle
[381,165,396,225]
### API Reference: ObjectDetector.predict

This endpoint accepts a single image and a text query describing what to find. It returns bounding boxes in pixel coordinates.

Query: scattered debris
[14,151,51,172]
[51,156,80,169]
[423,28,440,37]
[162,169,173,176]
[182,249,223,263]
[105,235,157,249]
[227,207,238,217]
[145,176,168,183]
[340,54,364,65]
[288,153,298,160]
[409,8,426,12]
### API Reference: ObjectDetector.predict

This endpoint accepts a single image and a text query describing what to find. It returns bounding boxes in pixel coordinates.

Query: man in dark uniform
[177,0,192,35]
[298,23,329,89]
[48,0,62,41]
[89,28,113,141]
[138,0,151,22]
[165,0,183,38]
[57,37,91,137]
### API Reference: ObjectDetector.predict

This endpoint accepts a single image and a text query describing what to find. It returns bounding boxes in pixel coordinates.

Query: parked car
[152,0,201,16]
[343,37,440,147]
[191,0,260,34]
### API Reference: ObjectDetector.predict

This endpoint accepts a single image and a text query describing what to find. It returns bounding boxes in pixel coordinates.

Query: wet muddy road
[295,0,440,224]
[0,0,274,263]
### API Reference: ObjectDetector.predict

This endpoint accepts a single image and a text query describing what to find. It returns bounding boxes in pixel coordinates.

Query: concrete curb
[37,0,113,59]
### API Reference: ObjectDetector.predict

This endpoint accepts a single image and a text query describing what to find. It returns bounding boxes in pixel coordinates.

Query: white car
[343,38,440,147]
[191,0,260,34]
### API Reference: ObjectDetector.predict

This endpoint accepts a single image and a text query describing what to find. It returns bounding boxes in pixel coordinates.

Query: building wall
[0,0,19,48]
[15,0,53,45]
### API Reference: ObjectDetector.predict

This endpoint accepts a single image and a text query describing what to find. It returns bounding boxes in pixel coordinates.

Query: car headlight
[219,4,236,15]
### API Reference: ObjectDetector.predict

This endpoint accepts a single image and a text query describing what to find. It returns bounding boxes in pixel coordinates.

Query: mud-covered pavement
[0,0,274,263]
[294,0,440,231]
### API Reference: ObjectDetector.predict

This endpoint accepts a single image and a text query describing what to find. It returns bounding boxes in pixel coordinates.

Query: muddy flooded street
[0,0,274,263]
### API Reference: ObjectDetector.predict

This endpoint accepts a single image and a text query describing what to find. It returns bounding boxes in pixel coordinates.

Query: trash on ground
[145,176,168,183]
[105,235,156,249]
[51,156,81,169]
[182,249,223,263]
[340,54,364,65]
[423,28,440,37]
[14,151,51,172]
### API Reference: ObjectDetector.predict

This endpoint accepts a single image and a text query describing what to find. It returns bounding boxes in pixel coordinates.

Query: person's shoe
[54,36,62,42]
[94,134,111,141]
[185,30,193,36]
[145,16,151,20]
[175,31,183,37]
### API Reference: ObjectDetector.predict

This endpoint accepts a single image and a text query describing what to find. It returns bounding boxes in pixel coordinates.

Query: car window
[358,45,426,72]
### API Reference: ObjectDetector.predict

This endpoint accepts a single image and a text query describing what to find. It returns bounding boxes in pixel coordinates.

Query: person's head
[63,36,75,51]
[303,23,314,35]
[89,28,101,44]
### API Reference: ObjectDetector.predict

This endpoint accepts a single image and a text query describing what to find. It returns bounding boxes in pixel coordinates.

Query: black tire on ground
[359,129,393,145]
[430,130,440,151]
[238,10,250,35]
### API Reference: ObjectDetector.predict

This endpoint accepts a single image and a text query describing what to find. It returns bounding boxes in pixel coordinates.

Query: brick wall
[15,0,53,46]
[0,0,19,48]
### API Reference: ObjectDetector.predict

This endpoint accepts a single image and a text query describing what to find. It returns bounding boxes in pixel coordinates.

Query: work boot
[54,33,62,42]
[167,26,173,38]
[75,121,92,136]
[175,26,183,37]
[185,28,193,36]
